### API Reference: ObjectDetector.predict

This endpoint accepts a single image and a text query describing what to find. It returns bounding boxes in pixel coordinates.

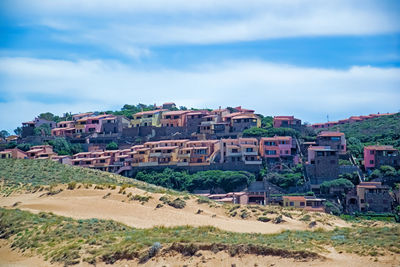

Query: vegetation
[243,127,300,138]
[34,124,51,136]
[320,179,354,194]
[0,159,168,195]
[48,137,83,155]
[265,164,304,190]
[327,113,400,156]
[135,168,255,193]
[106,141,119,150]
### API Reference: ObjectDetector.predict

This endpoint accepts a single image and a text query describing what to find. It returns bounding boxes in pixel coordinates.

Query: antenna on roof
[326,114,329,122]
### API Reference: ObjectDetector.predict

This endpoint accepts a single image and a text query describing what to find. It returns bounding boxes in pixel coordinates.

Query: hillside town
[1,103,399,218]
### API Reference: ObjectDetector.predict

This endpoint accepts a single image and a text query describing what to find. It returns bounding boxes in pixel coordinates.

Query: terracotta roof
[134,109,166,116]
[162,110,190,116]
[57,120,74,124]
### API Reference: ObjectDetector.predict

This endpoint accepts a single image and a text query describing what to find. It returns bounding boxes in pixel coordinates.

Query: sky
[0,0,400,132]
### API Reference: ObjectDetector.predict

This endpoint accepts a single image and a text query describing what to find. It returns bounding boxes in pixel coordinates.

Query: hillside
[319,113,400,158]
[0,159,399,266]
[327,113,400,148]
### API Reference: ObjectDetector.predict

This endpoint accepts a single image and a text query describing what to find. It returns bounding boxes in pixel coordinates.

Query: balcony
[149,152,162,157]
[243,151,258,156]
[177,162,189,166]
[244,160,262,165]
[227,152,242,157]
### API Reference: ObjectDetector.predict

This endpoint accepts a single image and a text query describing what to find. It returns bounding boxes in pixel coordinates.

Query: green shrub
[257,216,271,222]
[67,181,77,190]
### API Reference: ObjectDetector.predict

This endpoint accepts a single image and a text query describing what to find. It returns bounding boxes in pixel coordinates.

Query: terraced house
[131,109,166,127]
[364,145,400,170]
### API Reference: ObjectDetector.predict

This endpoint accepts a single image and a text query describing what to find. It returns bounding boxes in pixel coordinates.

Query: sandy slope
[0,186,348,234]
[0,186,398,266]
[1,241,398,267]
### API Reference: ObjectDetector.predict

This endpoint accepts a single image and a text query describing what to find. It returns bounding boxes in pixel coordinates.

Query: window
[290,202,294,206]
[300,202,305,206]
[370,150,374,155]
[246,148,253,152]
[266,150,276,155]
[370,160,374,164]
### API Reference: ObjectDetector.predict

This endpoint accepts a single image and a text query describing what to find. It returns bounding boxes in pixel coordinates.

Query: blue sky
[0,0,399,132]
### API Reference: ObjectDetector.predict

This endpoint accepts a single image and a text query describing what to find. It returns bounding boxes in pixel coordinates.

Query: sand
[0,186,347,234]
[0,186,398,266]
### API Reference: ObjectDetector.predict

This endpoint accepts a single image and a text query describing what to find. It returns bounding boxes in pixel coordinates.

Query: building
[51,121,75,137]
[26,145,56,159]
[160,111,191,127]
[273,116,301,129]
[162,102,176,110]
[260,136,298,168]
[316,131,346,154]
[219,138,262,165]
[306,146,339,188]
[0,148,27,159]
[282,196,325,212]
[347,182,392,213]
[72,112,94,121]
[131,109,166,127]
[178,140,219,165]
[364,145,400,170]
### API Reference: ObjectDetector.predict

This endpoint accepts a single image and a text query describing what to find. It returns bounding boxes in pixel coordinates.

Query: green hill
[0,158,167,195]
[320,113,400,158]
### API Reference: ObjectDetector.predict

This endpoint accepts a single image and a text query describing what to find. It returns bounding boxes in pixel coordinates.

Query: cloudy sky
[1,0,399,132]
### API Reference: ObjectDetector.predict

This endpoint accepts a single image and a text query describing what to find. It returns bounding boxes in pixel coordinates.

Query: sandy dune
[0,186,340,234]
[1,240,398,267]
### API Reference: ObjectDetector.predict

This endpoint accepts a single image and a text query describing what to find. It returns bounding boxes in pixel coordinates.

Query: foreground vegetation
[0,208,399,266]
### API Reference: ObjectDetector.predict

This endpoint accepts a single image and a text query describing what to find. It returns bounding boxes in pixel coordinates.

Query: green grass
[0,159,173,195]
[1,208,399,266]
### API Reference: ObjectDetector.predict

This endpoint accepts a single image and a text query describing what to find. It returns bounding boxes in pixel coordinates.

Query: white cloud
[0,57,399,131]
[4,0,399,54]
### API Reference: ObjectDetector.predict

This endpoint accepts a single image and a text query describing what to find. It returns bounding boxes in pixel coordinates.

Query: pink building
[260,136,294,158]
[364,145,400,170]
[51,120,75,137]
[85,114,115,133]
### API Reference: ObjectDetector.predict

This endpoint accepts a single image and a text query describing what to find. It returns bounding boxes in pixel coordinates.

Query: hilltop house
[316,131,346,154]
[26,145,55,159]
[346,182,392,213]
[51,121,75,137]
[306,146,339,190]
[273,116,301,130]
[259,136,298,169]
[364,145,400,170]
[0,148,27,159]
[131,109,166,127]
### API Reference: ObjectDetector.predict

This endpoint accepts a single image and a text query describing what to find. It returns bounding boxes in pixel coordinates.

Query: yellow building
[131,109,166,127]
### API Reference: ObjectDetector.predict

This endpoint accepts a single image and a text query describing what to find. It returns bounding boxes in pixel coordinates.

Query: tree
[49,138,72,155]
[16,143,32,152]
[0,130,10,138]
[243,127,300,138]
[106,141,118,150]
[14,127,22,136]
[320,178,354,194]
[347,137,363,158]
[34,124,51,136]
[261,116,273,128]
[38,112,57,122]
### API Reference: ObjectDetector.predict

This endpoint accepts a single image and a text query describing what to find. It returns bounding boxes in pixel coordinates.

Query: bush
[320,179,354,194]
[106,142,118,150]
[67,182,77,190]
[169,198,186,209]
[257,216,271,222]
